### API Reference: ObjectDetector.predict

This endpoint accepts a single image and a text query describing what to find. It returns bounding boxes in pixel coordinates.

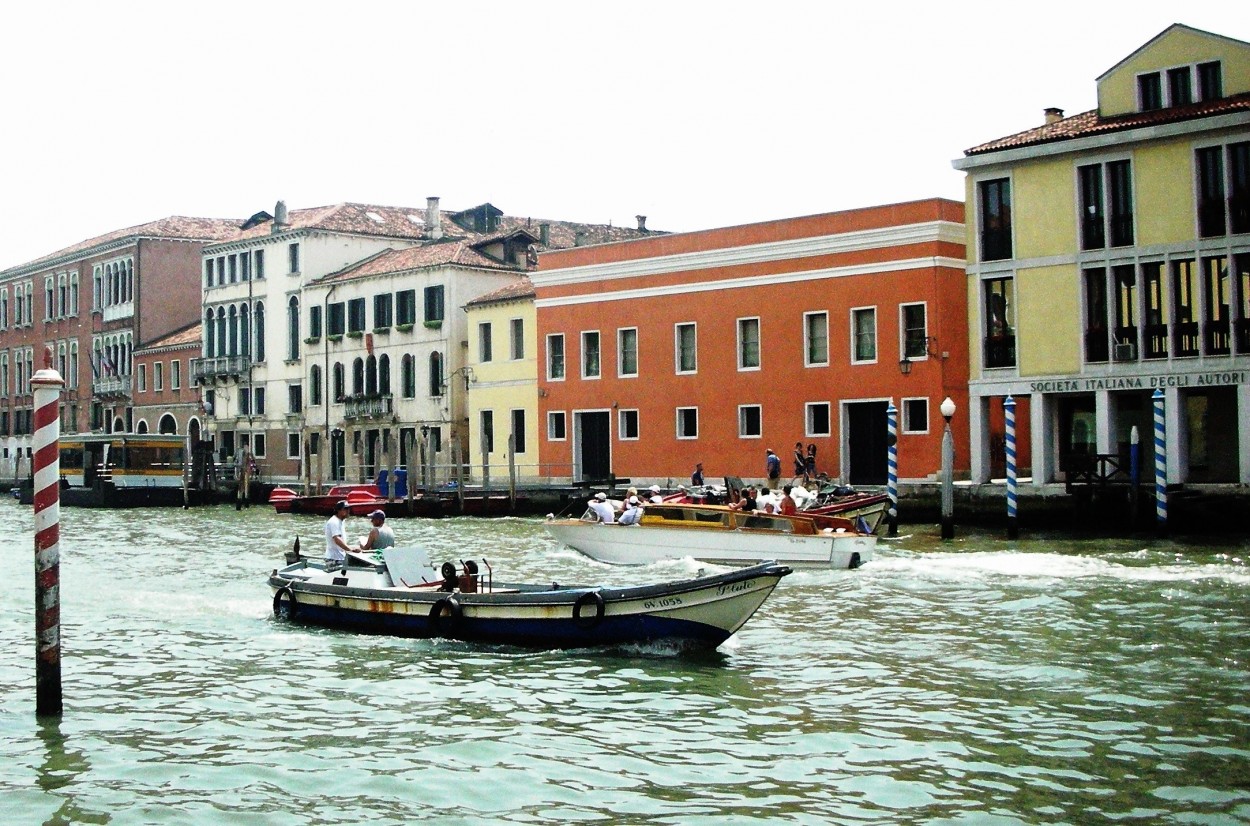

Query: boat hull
[546,519,874,569]
[269,560,790,649]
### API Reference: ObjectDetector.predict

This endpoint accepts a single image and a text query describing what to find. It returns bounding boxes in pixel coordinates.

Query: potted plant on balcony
[423,320,442,329]
[373,326,390,335]
[395,323,414,333]
[346,329,364,339]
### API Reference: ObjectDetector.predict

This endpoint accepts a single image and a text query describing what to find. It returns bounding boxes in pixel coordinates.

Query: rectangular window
[1107,160,1134,247]
[851,307,877,363]
[347,298,366,333]
[287,432,301,460]
[479,323,493,362]
[979,178,1012,261]
[138,364,147,393]
[618,409,639,440]
[240,251,251,281]
[253,433,266,459]
[288,383,302,413]
[154,362,163,391]
[288,243,300,274]
[804,311,829,366]
[254,387,266,415]
[396,290,416,326]
[309,305,322,339]
[1143,262,1168,360]
[254,249,265,279]
[737,317,760,370]
[1080,161,1134,248]
[1202,256,1231,356]
[581,331,600,378]
[171,359,180,390]
[228,254,238,283]
[239,387,251,415]
[806,402,831,437]
[44,278,53,320]
[738,404,761,438]
[1138,72,1163,111]
[69,273,78,315]
[983,278,1016,368]
[480,410,494,454]
[676,407,699,439]
[1197,146,1225,238]
[1167,66,1193,106]
[424,285,445,323]
[373,293,392,328]
[1083,268,1111,362]
[510,318,524,360]
[1198,61,1222,101]
[1172,259,1200,357]
[546,333,565,380]
[902,398,929,434]
[675,322,697,373]
[618,327,637,376]
[1078,164,1105,249]
[511,409,526,454]
[327,302,345,336]
[1234,254,1250,355]
[548,411,566,441]
[205,259,215,289]
[901,303,929,359]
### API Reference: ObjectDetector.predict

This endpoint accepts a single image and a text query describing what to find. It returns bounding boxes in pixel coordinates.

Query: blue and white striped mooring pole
[886,401,898,537]
[1004,395,1018,540]
[1153,389,1167,536]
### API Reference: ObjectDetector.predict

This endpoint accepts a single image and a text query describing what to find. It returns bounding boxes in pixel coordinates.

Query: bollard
[1153,389,1167,536]
[31,350,65,717]
[886,401,898,537]
[1004,395,1018,540]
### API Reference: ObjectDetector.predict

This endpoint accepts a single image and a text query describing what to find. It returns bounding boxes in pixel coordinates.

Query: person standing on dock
[324,500,353,568]
[359,509,395,551]
[691,462,705,487]
[765,449,782,491]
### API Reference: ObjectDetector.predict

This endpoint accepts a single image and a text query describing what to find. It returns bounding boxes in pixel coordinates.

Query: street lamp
[940,396,956,539]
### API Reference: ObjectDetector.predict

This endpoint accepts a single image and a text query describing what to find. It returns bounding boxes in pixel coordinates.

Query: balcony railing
[344,393,394,420]
[983,335,1016,369]
[191,355,249,383]
[92,375,132,397]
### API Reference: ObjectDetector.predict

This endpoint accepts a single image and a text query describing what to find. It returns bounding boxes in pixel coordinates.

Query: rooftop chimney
[636,215,647,232]
[1044,107,1064,125]
[538,223,550,246]
[426,196,442,240]
[272,200,289,234]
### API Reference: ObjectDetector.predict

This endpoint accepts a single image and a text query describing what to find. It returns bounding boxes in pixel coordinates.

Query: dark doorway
[330,430,346,481]
[846,401,888,485]
[1057,395,1096,476]
[575,411,611,481]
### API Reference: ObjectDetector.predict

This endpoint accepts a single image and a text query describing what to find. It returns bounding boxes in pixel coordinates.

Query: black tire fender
[428,596,462,635]
[848,552,862,570]
[572,590,606,629]
[273,586,298,619]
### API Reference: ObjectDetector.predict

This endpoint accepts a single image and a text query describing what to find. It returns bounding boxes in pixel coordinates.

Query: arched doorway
[112,416,126,433]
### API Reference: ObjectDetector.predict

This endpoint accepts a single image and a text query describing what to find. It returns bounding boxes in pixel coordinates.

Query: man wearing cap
[588,491,616,523]
[359,509,396,551]
[619,495,643,526]
[324,501,353,568]
[647,484,664,504]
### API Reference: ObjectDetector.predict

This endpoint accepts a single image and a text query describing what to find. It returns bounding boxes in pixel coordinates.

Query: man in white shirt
[324,501,353,568]
[619,495,643,525]
[588,492,616,523]
[648,484,664,504]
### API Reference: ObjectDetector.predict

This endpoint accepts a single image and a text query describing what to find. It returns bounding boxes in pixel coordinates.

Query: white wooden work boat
[547,503,875,569]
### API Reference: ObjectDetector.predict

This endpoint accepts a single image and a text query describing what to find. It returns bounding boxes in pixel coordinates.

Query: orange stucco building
[533,199,969,488]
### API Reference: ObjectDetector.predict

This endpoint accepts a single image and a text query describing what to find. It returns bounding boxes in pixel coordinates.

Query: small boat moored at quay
[547,502,876,569]
[269,546,791,650]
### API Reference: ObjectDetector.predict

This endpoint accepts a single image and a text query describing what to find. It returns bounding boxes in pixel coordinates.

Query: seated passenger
[588,491,616,523]
[619,495,643,526]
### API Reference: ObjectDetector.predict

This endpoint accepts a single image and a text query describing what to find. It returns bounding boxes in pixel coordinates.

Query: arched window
[158,413,177,434]
[365,355,377,395]
[240,304,250,359]
[136,419,148,434]
[215,307,227,357]
[428,352,443,397]
[287,296,300,361]
[205,310,215,356]
[352,357,364,396]
[310,364,322,406]
[112,416,125,433]
[401,354,415,398]
[228,305,238,356]
[333,362,345,402]
[254,302,266,362]
[378,354,391,395]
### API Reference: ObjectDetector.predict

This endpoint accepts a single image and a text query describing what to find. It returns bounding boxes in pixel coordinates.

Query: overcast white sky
[0,2,1244,269]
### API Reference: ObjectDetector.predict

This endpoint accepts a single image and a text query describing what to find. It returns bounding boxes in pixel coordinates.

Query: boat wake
[863,550,1250,585]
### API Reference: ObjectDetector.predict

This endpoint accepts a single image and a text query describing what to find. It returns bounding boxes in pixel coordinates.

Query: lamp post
[940,396,956,540]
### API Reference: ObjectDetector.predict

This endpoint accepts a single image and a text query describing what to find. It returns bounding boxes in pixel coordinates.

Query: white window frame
[737,404,762,439]
[804,311,829,367]
[674,322,697,375]
[617,327,638,378]
[170,359,181,390]
[137,363,147,393]
[509,318,524,361]
[581,330,601,380]
[676,406,699,440]
[850,306,878,365]
[154,361,163,392]
[479,321,493,363]
[618,408,639,440]
[286,432,301,460]
[547,410,567,441]
[901,397,930,435]
[737,316,761,371]
[899,302,930,361]
[806,401,832,437]
[546,333,565,382]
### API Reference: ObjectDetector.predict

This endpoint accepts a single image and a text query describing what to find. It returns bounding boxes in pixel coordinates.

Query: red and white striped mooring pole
[32,346,64,717]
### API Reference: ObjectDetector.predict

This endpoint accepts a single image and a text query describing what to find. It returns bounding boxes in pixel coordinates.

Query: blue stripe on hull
[287,604,731,649]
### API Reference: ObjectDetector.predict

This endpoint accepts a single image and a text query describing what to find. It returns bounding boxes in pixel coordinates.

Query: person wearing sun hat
[359,509,395,551]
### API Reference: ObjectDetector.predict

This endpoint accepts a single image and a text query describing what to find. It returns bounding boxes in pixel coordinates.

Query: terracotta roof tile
[311,242,517,285]
[965,93,1250,156]
[137,322,203,351]
[465,276,535,308]
[225,202,434,243]
[4,216,242,274]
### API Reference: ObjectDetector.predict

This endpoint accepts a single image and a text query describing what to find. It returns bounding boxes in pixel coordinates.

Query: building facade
[954,24,1250,486]
[131,322,204,441]
[533,200,968,488]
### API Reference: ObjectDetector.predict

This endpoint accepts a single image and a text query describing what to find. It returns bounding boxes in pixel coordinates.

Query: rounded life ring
[848,552,862,570]
[273,586,298,620]
[572,590,606,629]
[428,596,462,635]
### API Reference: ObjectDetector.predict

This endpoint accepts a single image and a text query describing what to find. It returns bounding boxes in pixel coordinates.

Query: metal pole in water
[886,400,898,537]
[31,348,65,717]
[1004,395,1018,540]
[1129,425,1140,524]
[940,396,957,540]
[1153,389,1167,537]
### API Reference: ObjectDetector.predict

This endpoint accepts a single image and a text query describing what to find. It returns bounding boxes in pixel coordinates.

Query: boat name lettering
[643,596,684,609]
[1029,371,1248,394]
[717,579,756,596]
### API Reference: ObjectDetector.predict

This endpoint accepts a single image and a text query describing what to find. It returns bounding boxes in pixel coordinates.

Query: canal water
[0,502,1247,825]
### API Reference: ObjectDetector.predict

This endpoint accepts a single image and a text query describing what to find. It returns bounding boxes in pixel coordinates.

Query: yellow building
[953,23,1250,487]
[464,277,541,484]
